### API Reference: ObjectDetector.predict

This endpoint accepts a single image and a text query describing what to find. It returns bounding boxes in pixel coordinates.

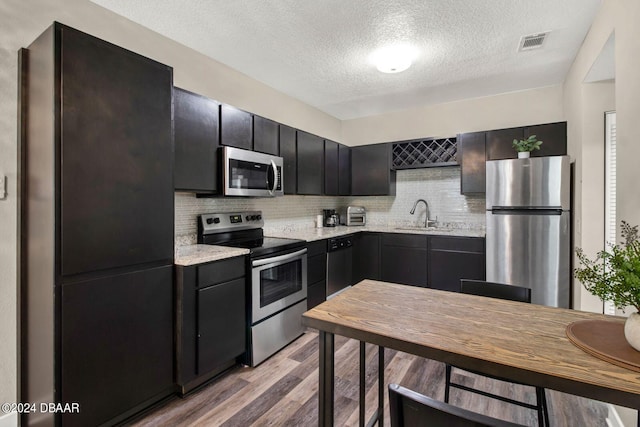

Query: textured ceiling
[91,0,602,120]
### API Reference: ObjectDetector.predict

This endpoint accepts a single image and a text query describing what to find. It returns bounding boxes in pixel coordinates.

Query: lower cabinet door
[61,266,173,427]
[429,251,485,292]
[380,246,428,287]
[197,278,246,374]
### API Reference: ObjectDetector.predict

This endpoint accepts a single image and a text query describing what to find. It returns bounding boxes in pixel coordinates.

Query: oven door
[251,248,307,323]
[224,146,283,197]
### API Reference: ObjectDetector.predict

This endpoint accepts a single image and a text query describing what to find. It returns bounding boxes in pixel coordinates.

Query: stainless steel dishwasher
[326,235,353,298]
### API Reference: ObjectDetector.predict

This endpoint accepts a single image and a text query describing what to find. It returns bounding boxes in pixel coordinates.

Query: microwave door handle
[268,159,278,195]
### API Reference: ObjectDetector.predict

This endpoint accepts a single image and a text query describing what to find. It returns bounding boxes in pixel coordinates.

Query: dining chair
[444,279,550,427]
[389,383,527,427]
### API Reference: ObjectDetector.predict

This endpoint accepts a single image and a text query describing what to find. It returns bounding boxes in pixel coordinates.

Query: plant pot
[624,312,640,351]
[517,151,530,159]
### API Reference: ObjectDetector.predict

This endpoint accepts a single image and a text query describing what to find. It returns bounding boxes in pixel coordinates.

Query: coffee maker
[323,209,339,227]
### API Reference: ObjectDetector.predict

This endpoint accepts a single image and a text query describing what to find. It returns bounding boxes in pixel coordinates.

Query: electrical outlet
[0,175,5,199]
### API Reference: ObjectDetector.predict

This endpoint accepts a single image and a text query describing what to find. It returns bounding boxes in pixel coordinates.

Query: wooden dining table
[301,280,640,427]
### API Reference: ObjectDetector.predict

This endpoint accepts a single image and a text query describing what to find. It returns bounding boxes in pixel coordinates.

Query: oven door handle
[252,248,307,267]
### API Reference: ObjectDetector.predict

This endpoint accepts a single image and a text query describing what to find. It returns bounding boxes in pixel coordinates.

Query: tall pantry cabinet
[20,23,174,426]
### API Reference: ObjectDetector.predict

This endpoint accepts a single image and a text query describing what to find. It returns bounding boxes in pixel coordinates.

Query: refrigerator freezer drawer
[486,211,570,308]
[486,156,570,210]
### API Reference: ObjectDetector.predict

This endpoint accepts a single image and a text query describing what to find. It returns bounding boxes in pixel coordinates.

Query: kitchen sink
[393,226,455,233]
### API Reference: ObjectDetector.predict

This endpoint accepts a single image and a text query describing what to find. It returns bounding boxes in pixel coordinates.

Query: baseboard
[606,404,625,427]
[0,411,17,427]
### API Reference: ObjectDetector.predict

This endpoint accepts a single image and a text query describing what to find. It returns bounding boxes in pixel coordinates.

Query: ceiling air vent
[518,32,549,52]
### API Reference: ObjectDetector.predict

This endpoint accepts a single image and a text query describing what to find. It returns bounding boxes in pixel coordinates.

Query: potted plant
[575,221,640,351]
[512,135,543,158]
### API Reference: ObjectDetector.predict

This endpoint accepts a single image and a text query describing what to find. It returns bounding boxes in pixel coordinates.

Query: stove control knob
[246,215,251,221]
[256,214,262,220]
[206,218,214,225]
[213,217,220,224]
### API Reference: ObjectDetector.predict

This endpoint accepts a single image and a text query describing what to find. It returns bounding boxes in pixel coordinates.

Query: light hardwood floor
[129,331,607,426]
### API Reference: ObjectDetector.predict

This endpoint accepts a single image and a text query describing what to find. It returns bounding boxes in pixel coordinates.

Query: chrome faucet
[410,199,437,228]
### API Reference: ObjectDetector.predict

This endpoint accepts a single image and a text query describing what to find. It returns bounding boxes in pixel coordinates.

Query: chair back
[460,279,531,303]
[389,384,526,427]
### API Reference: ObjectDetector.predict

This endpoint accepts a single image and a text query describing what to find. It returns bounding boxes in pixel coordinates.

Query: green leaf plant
[575,221,640,313]
[512,135,543,153]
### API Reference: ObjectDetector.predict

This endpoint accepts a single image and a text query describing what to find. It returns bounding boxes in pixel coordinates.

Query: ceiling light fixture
[370,45,417,73]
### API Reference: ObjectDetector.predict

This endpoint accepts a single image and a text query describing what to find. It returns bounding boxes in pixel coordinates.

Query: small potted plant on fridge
[512,135,543,158]
[575,221,640,351]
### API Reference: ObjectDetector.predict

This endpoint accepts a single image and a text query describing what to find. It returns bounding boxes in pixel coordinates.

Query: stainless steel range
[198,211,307,366]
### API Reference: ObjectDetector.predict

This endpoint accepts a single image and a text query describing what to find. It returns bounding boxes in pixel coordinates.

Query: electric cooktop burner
[197,211,305,258]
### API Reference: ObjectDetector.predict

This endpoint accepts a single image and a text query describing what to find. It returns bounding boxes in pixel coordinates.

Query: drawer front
[197,256,246,287]
[307,239,327,257]
[382,233,428,249]
[307,280,327,310]
[430,236,485,253]
[308,253,327,285]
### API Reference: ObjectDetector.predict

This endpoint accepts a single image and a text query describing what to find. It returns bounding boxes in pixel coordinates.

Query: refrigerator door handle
[491,208,563,215]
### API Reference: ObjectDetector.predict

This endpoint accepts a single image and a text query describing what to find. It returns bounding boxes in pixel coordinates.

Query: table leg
[378,346,384,427]
[359,342,366,427]
[319,331,334,427]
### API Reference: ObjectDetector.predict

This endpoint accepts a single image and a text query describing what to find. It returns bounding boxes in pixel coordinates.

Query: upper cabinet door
[220,104,252,150]
[60,25,174,276]
[351,143,396,196]
[174,88,220,193]
[279,125,297,194]
[338,143,351,196]
[486,127,524,160]
[324,140,339,196]
[253,115,279,155]
[297,131,324,195]
[525,122,567,157]
[459,132,487,194]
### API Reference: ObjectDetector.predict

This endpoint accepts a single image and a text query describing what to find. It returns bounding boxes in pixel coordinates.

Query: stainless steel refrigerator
[486,156,571,308]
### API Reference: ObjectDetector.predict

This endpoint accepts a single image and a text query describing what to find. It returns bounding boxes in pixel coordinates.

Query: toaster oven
[346,206,366,226]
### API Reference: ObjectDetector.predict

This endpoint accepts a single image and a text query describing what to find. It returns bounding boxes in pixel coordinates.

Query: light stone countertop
[265,225,486,242]
[175,244,249,266]
[175,225,485,266]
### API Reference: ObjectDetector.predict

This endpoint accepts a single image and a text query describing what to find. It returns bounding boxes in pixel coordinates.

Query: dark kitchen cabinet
[61,267,173,427]
[198,278,246,374]
[220,104,252,150]
[21,23,175,426]
[486,127,523,160]
[324,139,339,196]
[487,122,567,160]
[351,143,396,195]
[352,232,380,284]
[428,236,485,292]
[175,256,246,394]
[458,131,487,194]
[380,234,428,287]
[525,122,567,157]
[462,122,567,194]
[297,131,324,195]
[307,239,327,309]
[174,87,220,193]
[253,115,279,155]
[279,125,297,194]
[59,27,173,276]
[338,143,351,196]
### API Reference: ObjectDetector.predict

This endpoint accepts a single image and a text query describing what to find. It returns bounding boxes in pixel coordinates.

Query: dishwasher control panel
[328,235,353,252]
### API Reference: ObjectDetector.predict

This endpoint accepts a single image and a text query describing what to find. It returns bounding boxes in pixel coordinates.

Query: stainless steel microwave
[223,146,284,197]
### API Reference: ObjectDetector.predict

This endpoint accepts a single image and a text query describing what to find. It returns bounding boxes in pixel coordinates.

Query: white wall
[563,0,639,424]
[341,85,565,146]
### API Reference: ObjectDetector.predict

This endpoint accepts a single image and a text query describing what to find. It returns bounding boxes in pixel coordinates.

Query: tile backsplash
[175,166,485,245]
